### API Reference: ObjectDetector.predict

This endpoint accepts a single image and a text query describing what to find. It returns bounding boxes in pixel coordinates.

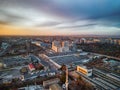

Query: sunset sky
[0,0,120,36]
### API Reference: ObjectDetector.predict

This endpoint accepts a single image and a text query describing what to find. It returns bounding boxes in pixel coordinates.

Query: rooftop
[49,84,63,90]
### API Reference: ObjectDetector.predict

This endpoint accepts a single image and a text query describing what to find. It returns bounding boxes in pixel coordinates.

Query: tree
[60,73,66,83]
[60,64,66,71]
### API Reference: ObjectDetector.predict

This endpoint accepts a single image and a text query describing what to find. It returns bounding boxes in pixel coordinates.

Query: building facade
[77,65,92,76]
[52,41,69,52]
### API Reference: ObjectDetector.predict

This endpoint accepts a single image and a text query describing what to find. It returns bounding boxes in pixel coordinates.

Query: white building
[18,85,43,90]
[1,42,9,49]
[80,38,87,44]
[77,65,92,76]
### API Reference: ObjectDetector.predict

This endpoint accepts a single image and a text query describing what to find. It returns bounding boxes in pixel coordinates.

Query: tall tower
[65,66,68,90]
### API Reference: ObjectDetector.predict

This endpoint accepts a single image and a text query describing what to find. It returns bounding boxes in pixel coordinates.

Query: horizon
[0,35,120,39]
[0,0,120,36]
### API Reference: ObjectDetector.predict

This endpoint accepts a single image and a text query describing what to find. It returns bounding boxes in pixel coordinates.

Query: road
[38,54,60,71]
[49,53,76,59]
[89,52,120,61]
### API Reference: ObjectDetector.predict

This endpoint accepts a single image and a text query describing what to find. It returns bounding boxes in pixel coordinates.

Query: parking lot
[50,54,90,66]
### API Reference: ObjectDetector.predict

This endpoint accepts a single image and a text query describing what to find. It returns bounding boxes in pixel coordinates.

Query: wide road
[49,53,76,59]
[38,54,58,71]
[88,52,120,61]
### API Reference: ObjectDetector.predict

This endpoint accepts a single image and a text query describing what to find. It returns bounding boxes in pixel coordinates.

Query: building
[49,84,63,90]
[97,38,108,44]
[52,41,61,52]
[0,63,6,69]
[1,42,9,50]
[69,71,80,79]
[18,85,43,90]
[109,38,114,44]
[86,40,94,44]
[77,65,92,76]
[52,41,69,52]
[43,78,60,88]
[28,63,35,71]
[118,40,120,45]
[80,38,87,44]
[20,70,48,81]
[113,39,118,44]
[62,41,69,47]
[31,41,41,46]
[93,39,100,43]
[62,47,69,52]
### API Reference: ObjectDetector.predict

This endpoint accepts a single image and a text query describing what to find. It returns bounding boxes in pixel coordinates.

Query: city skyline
[0,0,120,36]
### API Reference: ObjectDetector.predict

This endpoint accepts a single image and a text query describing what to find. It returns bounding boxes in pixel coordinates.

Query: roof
[18,85,43,90]
[29,63,35,69]
[43,78,60,84]
[49,84,63,90]
[69,71,80,78]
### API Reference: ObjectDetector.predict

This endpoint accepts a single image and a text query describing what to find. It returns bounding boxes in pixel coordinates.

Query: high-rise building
[80,38,86,44]
[52,41,69,52]
[62,41,69,47]
[118,40,120,45]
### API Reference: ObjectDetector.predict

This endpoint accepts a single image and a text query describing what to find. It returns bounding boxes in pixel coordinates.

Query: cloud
[0,0,120,35]
[0,21,9,25]
[57,24,96,29]
[35,21,61,27]
[0,9,30,26]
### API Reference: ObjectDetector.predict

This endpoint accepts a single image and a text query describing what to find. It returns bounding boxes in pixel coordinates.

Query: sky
[0,0,120,36]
